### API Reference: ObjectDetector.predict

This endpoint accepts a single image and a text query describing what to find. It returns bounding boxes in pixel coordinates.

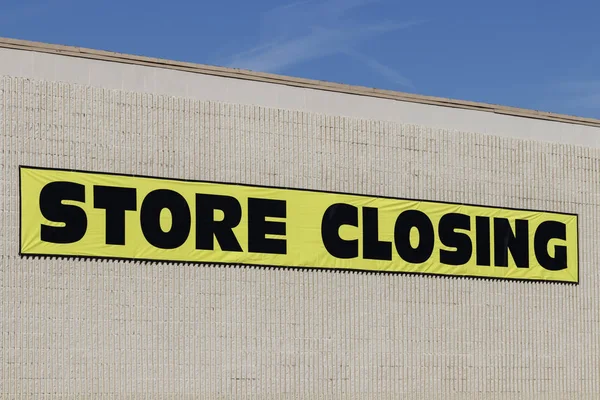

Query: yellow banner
[20,166,579,283]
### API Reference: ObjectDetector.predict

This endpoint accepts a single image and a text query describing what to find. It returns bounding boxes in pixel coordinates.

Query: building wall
[1,45,600,149]
[1,59,600,397]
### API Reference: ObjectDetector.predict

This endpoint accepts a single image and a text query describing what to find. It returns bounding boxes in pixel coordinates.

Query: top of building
[1,36,599,128]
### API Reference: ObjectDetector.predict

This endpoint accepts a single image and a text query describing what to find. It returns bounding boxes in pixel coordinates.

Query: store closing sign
[20,166,579,283]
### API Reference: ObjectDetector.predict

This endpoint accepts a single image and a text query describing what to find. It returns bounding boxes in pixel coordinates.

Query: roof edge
[2,36,599,128]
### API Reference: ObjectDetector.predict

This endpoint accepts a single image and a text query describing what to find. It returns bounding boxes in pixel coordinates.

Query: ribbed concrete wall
[1,75,599,398]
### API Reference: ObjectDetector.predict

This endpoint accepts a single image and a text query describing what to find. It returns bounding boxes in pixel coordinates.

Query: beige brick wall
[1,75,599,398]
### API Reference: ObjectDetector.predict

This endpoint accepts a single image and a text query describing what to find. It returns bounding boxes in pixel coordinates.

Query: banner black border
[18,165,580,285]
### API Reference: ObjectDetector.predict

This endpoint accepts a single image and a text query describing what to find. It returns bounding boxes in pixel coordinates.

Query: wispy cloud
[225,0,424,89]
[343,48,415,89]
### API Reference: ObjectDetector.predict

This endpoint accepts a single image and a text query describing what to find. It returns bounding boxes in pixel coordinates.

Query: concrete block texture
[1,75,599,398]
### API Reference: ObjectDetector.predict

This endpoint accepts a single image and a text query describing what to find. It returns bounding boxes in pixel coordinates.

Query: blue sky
[1,0,599,118]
